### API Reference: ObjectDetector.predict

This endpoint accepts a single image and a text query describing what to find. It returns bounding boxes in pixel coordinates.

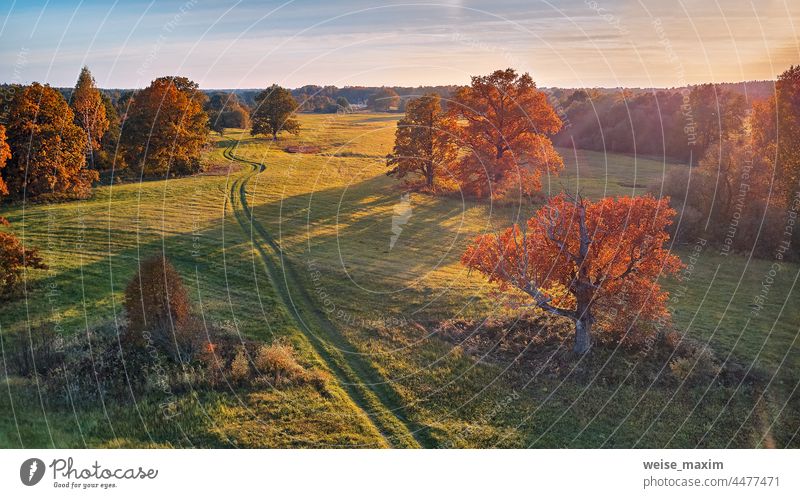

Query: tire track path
[223,144,432,448]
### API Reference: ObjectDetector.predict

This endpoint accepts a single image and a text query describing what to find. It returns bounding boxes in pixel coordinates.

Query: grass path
[223,144,433,448]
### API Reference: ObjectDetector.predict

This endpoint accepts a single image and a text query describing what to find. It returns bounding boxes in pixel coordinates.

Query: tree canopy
[448,68,564,198]
[0,124,46,295]
[367,87,400,112]
[121,76,209,177]
[250,84,300,140]
[205,92,250,134]
[462,194,682,353]
[386,94,457,190]
[2,83,96,200]
[70,66,109,164]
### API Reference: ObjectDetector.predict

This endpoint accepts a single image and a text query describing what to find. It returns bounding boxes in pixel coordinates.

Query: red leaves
[462,194,684,333]
[448,69,564,198]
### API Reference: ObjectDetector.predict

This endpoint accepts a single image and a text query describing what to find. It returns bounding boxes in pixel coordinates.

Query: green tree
[386,94,457,189]
[70,66,109,165]
[94,92,125,170]
[121,76,209,177]
[2,83,96,200]
[205,92,250,134]
[250,84,300,140]
[367,87,400,112]
[335,96,351,112]
[776,65,800,199]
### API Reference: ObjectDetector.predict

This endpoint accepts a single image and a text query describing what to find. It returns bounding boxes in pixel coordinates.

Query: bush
[0,227,47,296]
[230,346,251,383]
[123,255,198,360]
[254,341,305,385]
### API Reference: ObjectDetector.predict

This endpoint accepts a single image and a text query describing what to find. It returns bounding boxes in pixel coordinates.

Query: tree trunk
[573,316,592,354]
[426,163,434,188]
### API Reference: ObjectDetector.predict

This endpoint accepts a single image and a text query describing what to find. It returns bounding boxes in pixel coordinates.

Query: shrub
[230,347,251,383]
[254,341,305,385]
[123,255,197,360]
[0,226,47,296]
[669,342,721,382]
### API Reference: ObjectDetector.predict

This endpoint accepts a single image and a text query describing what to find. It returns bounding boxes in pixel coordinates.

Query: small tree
[250,84,300,140]
[386,94,457,189]
[94,92,125,171]
[3,83,97,200]
[0,125,46,295]
[462,194,683,353]
[367,87,400,112]
[205,92,250,134]
[448,69,563,198]
[335,96,351,112]
[124,255,196,359]
[70,66,109,165]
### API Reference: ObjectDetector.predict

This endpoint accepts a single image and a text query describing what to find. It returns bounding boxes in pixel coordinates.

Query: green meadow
[1,113,797,448]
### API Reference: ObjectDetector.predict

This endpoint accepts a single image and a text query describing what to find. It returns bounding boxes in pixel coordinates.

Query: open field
[1,113,797,448]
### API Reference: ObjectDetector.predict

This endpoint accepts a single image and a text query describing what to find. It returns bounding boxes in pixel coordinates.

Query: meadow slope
[1,113,797,448]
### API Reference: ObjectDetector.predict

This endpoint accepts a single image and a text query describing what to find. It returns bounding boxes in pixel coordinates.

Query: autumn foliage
[71,66,109,162]
[448,69,564,198]
[122,76,209,176]
[0,125,46,295]
[124,255,197,359]
[2,83,97,200]
[462,194,683,353]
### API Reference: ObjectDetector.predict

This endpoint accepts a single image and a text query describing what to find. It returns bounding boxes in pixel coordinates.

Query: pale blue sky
[1,0,798,89]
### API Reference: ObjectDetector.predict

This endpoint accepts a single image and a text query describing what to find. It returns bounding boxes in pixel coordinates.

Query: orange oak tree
[462,194,683,353]
[0,125,46,295]
[448,69,564,198]
[3,83,96,200]
[122,76,208,176]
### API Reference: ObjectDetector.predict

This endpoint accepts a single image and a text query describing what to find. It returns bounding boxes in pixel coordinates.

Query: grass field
[1,113,797,448]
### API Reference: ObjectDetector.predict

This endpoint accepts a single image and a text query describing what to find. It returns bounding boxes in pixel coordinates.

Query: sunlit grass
[1,113,796,448]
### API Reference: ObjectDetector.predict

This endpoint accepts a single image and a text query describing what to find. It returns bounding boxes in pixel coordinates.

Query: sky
[1,0,798,89]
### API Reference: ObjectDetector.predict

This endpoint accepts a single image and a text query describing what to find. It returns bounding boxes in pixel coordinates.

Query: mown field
[1,113,797,448]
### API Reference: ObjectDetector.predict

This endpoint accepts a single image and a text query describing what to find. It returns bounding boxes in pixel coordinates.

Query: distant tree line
[656,66,800,259]
[548,84,751,163]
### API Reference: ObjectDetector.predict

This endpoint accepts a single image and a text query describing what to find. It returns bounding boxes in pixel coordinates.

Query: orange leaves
[3,83,94,200]
[71,66,109,153]
[463,194,683,334]
[122,76,209,176]
[448,69,564,198]
[0,125,9,196]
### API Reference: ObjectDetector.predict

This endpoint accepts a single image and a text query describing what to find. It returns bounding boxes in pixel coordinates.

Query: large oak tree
[462,194,682,353]
[448,69,564,198]
[0,125,46,295]
[250,84,300,140]
[2,83,97,200]
[122,76,209,177]
[386,94,457,190]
